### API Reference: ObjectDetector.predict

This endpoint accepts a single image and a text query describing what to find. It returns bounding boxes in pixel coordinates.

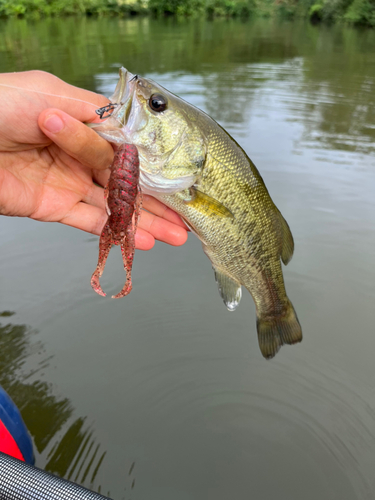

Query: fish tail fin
[256,300,302,360]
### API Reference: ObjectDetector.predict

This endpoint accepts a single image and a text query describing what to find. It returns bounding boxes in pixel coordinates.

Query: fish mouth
[89,68,140,144]
[109,68,139,137]
[110,68,136,106]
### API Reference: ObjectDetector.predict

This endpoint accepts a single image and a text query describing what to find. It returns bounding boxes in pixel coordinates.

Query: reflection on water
[0,15,375,500]
[1,17,374,157]
[0,311,106,489]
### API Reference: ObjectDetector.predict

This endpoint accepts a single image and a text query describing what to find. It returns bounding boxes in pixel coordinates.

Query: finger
[91,172,189,231]
[24,71,110,123]
[142,194,189,229]
[59,203,107,237]
[0,71,110,134]
[135,228,155,250]
[93,168,110,188]
[54,84,110,123]
[58,202,188,248]
[59,202,155,250]
[83,183,106,210]
[138,209,188,246]
[38,109,114,170]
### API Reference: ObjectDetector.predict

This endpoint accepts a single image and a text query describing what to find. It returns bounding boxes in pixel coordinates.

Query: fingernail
[43,114,64,134]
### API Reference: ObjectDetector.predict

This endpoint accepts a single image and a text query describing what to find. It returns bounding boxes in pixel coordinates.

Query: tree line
[0,0,374,27]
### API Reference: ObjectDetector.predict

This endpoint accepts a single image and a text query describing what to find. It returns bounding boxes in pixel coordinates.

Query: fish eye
[149,94,168,113]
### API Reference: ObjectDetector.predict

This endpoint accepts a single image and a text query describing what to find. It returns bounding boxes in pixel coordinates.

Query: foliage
[0,0,148,18]
[344,0,375,25]
[309,2,323,21]
[148,0,205,15]
[0,0,374,26]
[206,0,256,17]
[307,0,375,25]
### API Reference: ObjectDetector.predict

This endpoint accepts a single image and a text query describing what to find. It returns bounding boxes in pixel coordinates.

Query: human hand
[0,70,188,250]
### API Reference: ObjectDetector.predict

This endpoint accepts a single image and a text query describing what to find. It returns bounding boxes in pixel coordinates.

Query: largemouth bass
[93,68,302,359]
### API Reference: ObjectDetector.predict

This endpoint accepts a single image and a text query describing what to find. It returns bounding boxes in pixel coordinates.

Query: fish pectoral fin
[183,187,233,219]
[213,268,242,311]
[278,211,294,265]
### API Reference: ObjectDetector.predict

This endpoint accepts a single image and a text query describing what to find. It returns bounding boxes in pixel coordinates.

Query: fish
[92,68,302,359]
[90,143,142,298]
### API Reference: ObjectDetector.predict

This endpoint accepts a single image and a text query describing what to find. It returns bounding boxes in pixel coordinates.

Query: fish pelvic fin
[277,211,294,265]
[213,268,242,311]
[257,300,302,360]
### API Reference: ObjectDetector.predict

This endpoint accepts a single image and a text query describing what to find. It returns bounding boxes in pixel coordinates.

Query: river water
[0,16,374,500]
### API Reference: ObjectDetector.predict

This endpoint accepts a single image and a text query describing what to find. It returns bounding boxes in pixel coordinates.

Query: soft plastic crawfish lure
[91,143,142,298]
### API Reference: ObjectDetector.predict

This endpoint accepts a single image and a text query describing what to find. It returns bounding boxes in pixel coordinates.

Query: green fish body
[93,68,302,359]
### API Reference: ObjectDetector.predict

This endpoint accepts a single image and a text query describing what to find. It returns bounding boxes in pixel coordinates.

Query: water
[1,16,375,499]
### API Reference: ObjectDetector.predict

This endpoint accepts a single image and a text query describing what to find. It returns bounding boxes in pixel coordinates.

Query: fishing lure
[91,143,142,298]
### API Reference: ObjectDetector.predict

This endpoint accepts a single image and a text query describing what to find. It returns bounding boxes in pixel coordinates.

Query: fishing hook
[95,103,118,120]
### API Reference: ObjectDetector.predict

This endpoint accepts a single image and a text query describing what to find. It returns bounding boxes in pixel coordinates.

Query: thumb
[39,109,114,170]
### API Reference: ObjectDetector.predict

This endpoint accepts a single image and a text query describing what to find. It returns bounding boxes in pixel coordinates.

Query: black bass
[93,68,302,359]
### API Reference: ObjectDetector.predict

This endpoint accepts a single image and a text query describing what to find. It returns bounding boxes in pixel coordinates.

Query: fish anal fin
[278,212,294,265]
[184,187,233,219]
[213,268,242,311]
[257,300,302,359]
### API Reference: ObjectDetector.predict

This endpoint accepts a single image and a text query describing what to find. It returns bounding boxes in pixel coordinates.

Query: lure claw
[90,273,106,297]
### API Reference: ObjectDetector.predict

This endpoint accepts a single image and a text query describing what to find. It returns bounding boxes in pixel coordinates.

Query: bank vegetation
[1,0,374,27]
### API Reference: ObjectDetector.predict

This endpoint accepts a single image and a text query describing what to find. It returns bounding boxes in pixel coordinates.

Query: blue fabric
[0,385,34,465]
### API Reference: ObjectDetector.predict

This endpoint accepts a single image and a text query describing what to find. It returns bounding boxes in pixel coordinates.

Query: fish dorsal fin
[183,187,233,219]
[213,268,242,311]
[278,211,294,265]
